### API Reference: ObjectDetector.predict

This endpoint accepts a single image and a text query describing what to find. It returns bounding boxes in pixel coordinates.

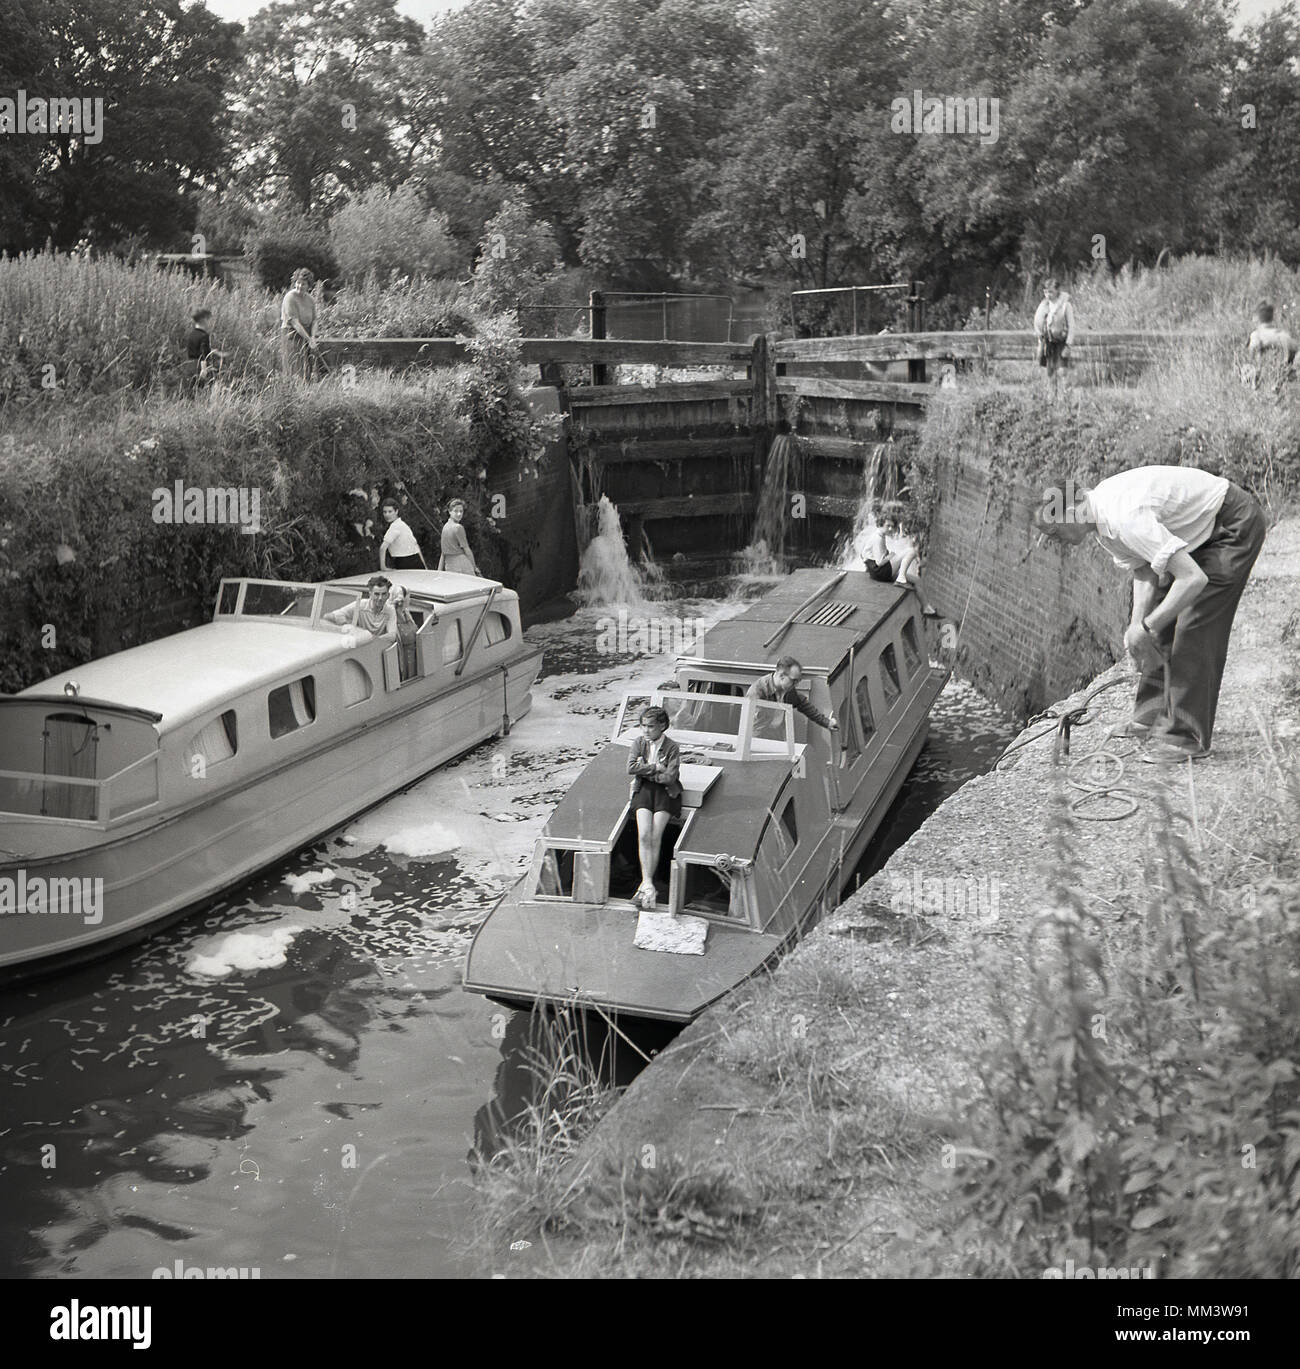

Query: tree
[1,0,240,251]
[906,0,1236,286]
[230,0,422,217]
[542,0,756,277]
[408,0,578,260]
[1214,2,1300,263]
[698,0,904,291]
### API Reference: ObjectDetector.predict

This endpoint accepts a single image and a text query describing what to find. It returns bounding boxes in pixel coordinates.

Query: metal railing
[789,282,924,338]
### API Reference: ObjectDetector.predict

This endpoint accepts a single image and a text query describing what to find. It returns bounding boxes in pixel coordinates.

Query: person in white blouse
[378,497,426,571]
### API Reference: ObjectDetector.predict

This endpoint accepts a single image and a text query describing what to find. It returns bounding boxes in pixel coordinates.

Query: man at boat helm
[747,656,838,734]
[323,574,399,640]
[1032,465,1265,764]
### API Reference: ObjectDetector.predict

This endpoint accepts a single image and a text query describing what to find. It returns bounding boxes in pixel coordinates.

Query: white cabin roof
[17,572,515,733]
[328,570,511,604]
[20,621,357,733]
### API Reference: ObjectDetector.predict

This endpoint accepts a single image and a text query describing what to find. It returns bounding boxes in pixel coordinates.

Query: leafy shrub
[934,781,1300,1279]
[329,185,461,286]
[246,219,338,293]
[320,276,476,339]
[467,198,564,315]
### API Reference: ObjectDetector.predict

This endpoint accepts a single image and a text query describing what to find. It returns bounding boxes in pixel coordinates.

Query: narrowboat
[464,569,949,1023]
[0,571,543,977]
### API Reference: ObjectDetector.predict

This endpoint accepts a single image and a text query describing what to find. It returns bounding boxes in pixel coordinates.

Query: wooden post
[749,333,772,535]
[907,279,927,384]
[589,290,608,386]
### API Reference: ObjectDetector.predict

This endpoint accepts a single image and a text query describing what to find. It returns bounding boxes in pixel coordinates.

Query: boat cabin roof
[688,569,908,674]
[12,572,513,734]
[327,569,507,604]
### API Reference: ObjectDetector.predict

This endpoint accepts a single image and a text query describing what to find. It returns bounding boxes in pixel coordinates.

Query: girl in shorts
[627,706,682,910]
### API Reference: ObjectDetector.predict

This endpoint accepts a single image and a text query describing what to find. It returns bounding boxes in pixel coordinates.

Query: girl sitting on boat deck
[627,705,682,911]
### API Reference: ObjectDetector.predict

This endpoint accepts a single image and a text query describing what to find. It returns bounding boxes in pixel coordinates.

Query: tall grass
[974,254,1300,333]
[0,251,280,404]
[922,734,1300,1279]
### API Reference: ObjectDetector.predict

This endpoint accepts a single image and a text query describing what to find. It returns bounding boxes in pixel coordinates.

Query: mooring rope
[993,673,1145,820]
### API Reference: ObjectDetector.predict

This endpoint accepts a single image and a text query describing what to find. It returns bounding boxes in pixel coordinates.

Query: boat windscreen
[241,582,318,618]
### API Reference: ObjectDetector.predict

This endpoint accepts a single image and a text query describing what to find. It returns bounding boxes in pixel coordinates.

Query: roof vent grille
[798,600,856,629]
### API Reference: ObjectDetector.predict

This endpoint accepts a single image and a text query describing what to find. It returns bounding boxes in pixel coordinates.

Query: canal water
[0,581,1013,1280]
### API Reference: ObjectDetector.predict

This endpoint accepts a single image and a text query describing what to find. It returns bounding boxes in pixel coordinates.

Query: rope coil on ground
[993,674,1144,820]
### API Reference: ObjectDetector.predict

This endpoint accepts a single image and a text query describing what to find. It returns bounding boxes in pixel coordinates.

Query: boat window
[342,660,373,706]
[186,710,237,774]
[442,618,463,665]
[780,798,798,848]
[268,676,316,738]
[771,797,799,867]
[854,676,876,745]
[681,863,746,920]
[217,581,241,615]
[686,680,746,697]
[244,583,315,618]
[318,588,362,623]
[482,611,512,646]
[536,848,575,897]
[42,713,99,821]
[879,644,902,708]
[901,617,922,676]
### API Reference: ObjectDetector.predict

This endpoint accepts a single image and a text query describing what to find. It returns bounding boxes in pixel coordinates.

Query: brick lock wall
[923,448,1130,718]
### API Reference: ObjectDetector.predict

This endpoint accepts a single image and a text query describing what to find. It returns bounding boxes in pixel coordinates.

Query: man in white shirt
[1034,466,1266,762]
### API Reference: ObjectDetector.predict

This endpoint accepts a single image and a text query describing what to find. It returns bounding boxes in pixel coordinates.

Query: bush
[246,219,339,293]
[320,276,476,339]
[328,185,461,286]
[467,198,564,315]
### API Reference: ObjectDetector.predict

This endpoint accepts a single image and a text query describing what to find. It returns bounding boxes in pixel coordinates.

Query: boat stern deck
[463,891,782,1023]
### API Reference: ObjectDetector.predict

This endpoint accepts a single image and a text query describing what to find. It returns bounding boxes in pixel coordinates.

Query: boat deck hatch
[798,600,857,629]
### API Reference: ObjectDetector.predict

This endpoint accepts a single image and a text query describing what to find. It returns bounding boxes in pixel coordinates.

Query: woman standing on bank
[438,498,479,576]
[280,268,318,379]
[378,496,426,570]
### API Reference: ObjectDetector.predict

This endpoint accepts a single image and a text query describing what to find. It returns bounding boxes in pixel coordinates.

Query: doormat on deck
[634,908,709,955]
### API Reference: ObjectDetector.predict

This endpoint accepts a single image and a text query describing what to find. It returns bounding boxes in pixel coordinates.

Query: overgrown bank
[0,321,557,695]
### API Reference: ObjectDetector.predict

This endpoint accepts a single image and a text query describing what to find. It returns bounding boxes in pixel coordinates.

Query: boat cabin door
[42,712,98,820]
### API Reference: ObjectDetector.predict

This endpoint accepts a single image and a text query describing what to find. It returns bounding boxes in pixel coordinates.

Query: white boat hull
[0,662,539,976]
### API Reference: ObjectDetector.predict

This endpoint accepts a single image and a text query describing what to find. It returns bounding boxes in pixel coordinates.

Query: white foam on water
[378,823,462,859]
[187,926,302,979]
[282,868,338,895]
